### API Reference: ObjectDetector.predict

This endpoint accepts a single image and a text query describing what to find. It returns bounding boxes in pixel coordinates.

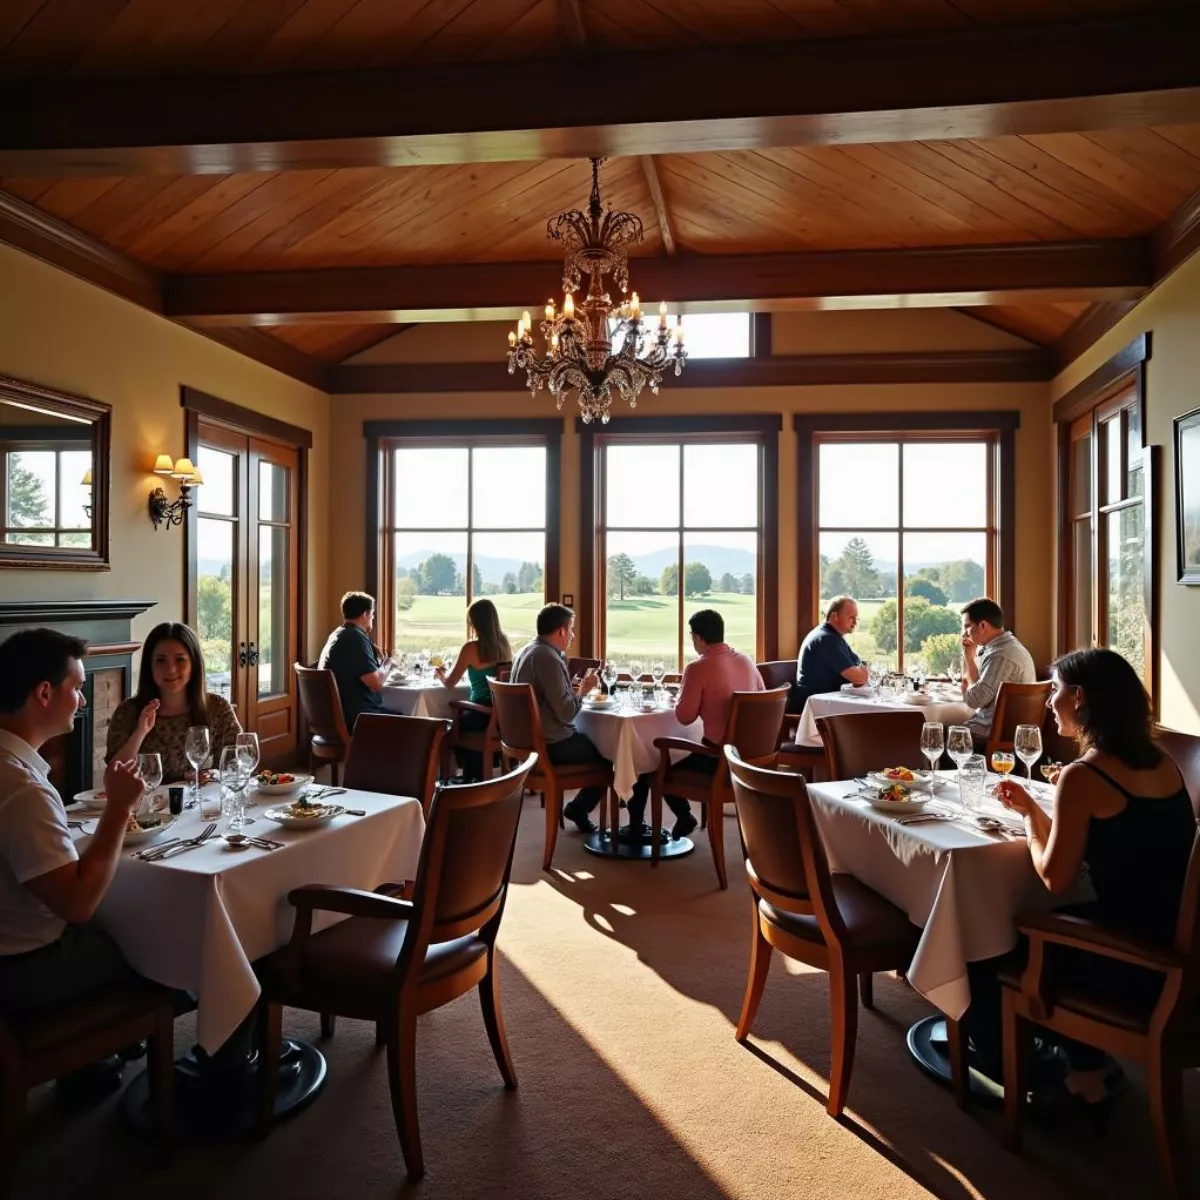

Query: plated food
[252,771,314,796]
[262,801,344,829]
[866,768,928,789]
[123,813,177,846]
[861,781,930,814]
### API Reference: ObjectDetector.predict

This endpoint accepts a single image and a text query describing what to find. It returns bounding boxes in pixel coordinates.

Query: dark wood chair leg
[478,951,518,1090]
[946,1015,969,1110]
[857,972,874,1010]
[827,963,858,1117]
[542,787,561,871]
[708,799,728,890]
[319,1013,337,1039]
[735,915,772,1042]
[255,1001,283,1139]
[387,1005,424,1180]
[1147,1046,1188,1198]
[1001,994,1026,1150]
[149,1004,175,1164]
[650,785,663,868]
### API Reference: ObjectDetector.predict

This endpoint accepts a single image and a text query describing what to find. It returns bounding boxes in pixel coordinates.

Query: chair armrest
[374,880,415,900]
[287,884,414,921]
[1016,910,1182,972]
[653,736,715,756]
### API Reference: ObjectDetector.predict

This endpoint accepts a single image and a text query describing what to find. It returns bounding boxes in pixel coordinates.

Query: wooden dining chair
[566,657,601,679]
[255,754,538,1181]
[343,713,449,815]
[0,980,176,1192]
[815,710,928,780]
[489,680,615,872]
[985,681,1053,758]
[1157,727,1200,819]
[295,663,352,785]
[1001,831,1200,1197]
[756,660,803,747]
[442,668,511,783]
[649,686,789,889]
[726,747,920,1117]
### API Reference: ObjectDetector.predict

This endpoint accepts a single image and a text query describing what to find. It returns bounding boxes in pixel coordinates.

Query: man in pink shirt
[651,609,764,840]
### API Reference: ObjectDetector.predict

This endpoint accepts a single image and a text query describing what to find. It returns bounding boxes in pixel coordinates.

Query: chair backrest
[403,754,538,957]
[817,710,927,779]
[343,713,449,812]
[1158,727,1200,821]
[726,747,846,943]
[986,681,1053,755]
[566,657,601,678]
[724,685,790,761]
[294,663,351,747]
[488,680,550,763]
[756,660,797,699]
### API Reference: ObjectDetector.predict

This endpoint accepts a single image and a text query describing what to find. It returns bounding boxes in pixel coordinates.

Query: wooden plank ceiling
[0,0,1186,78]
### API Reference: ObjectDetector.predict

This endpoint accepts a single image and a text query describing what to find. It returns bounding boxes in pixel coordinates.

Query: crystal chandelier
[506,157,687,424]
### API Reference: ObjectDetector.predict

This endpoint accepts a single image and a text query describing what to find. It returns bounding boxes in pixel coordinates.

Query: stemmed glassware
[920,722,944,794]
[947,725,973,799]
[235,732,260,825]
[135,752,163,818]
[650,661,666,689]
[601,660,618,695]
[990,750,1015,783]
[184,725,211,810]
[219,746,250,834]
[948,654,963,686]
[1014,724,1043,783]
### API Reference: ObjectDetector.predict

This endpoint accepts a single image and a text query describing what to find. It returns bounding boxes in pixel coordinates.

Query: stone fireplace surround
[0,600,156,800]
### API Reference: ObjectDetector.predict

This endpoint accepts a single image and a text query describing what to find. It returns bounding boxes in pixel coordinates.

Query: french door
[190,420,300,764]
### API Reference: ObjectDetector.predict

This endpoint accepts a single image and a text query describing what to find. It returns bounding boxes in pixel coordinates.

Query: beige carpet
[15,799,1200,1199]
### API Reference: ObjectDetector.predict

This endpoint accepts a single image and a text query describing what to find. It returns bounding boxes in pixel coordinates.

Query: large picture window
[368,422,561,658]
[582,417,779,670]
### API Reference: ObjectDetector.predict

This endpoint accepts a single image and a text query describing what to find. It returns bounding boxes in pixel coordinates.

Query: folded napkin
[839,684,874,698]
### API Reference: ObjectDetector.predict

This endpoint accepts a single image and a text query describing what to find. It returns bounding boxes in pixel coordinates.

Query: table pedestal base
[906,1016,1005,1104]
[582,826,695,860]
[121,1037,327,1141]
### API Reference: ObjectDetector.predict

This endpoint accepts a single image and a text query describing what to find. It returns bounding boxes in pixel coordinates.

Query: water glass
[1014,723,1043,782]
[219,746,249,832]
[960,754,987,812]
[198,784,223,822]
[184,725,211,809]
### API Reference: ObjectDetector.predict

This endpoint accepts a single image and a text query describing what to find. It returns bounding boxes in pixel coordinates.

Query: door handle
[238,641,248,668]
[247,640,260,667]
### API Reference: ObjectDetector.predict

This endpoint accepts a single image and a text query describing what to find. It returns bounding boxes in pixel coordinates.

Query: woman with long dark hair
[435,599,513,781]
[967,647,1194,1120]
[107,622,242,782]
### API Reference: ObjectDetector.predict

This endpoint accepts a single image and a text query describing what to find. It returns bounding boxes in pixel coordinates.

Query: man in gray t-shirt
[959,597,1036,749]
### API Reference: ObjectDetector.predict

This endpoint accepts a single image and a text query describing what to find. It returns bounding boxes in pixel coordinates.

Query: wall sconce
[148,455,203,530]
[80,468,92,519]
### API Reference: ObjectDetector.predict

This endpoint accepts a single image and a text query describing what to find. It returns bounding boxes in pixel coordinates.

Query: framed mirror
[0,375,110,570]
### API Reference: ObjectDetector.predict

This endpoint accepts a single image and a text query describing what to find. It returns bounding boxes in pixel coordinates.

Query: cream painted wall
[1052,253,1200,735]
[328,377,1054,666]
[0,245,332,659]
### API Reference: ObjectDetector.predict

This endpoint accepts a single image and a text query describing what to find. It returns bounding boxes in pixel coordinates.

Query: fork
[140,822,217,861]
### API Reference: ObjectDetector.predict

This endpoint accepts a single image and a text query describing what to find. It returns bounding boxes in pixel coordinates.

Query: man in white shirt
[0,629,146,1014]
[959,597,1037,749]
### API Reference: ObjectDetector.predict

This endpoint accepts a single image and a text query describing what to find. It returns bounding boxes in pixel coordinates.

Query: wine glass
[948,653,963,686]
[1040,761,1063,786]
[990,750,1015,784]
[601,660,618,694]
[920,722,944,795]
[184,725,211,810]
[650,660,666,687]
[219,746,249,834]
[235,732,260,824]
[1014,724,1043,783]
[946,725,973,798]
[135,752,163,817]
[628,659,643,685]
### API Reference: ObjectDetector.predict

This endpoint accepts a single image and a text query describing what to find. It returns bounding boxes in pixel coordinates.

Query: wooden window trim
[364,419,562,654]
[796,412,1019,656]
[577,415,781,663]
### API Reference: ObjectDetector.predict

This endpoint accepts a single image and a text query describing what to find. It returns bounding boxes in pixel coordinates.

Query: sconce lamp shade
[80,468,93,487]
[153,454,175,475]
[188,468,204,486]
[170,457,196,480]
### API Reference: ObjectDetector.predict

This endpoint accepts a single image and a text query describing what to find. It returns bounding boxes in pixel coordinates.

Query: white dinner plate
[252,773,314,796]
[864,792,930,815]
[866,769,930,789]
[262,803,344,829]
[582,699,614,710]
[122,814,178,846]
[72,788,110,810]
[904,692,937,706]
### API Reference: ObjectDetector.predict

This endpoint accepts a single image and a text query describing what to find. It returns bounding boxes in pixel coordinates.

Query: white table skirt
[806,776,1087,1020]
[382,679,470,722]
[795,691,975,748]
[574,706,703,799]
[92,788,425,1053]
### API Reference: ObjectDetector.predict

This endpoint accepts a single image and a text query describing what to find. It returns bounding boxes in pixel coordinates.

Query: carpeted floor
[15,799,1200,1199]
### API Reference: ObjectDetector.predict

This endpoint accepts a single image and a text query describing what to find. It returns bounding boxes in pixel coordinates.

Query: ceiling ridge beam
[328,350,1053,395]
[163,239,1153,326]
[640,155,676,256]
[4,12,1200,175]
[952,306,1042,347]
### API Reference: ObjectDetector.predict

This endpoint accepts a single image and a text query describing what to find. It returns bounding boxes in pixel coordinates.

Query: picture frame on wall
[1175,406,1200,585]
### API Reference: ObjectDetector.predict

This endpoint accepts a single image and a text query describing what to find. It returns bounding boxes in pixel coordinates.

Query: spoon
[223,834,252,850]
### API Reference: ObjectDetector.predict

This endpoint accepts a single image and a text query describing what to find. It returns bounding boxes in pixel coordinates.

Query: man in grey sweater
[511,604,644,833]
[959,596,1037,750]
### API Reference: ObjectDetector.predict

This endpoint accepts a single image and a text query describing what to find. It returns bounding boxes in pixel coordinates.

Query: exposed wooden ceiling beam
[1053,301,1139,373]
[186,325,330,390]
[1154,182,1200,282]
[163,240,1151,326]
[327,350,1053,395]
[640,155,676,257]
[4,14,1199,175]
[952,307,1041,346]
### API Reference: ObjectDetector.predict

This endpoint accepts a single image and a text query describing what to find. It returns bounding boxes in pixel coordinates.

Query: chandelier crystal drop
[506,157,687,424]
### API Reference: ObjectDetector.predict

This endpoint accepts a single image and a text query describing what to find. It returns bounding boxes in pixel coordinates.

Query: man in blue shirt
[318,591,394,732]
[795,596,869,710]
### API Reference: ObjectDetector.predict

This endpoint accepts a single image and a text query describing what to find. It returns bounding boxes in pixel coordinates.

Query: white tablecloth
[574,705,703,799]
[381,678,469,721]
[91,788,425,1053]
[794,690,974,748]
[806,775,1087,1020]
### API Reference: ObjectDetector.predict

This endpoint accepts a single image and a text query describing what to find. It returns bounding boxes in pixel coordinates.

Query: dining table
[805,771,1091,1098]
[381,672,470,721]
[574,697,703,861]
[793,685,974,748]
[72,782,425,1135]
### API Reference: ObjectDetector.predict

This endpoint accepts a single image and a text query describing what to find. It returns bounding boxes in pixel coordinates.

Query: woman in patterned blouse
[107,622,242,782]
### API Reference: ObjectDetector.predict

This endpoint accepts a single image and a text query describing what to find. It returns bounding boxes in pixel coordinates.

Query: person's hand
[961,632,976,652]
[434,663,446,679]
[995,779,1036,817]
[579,669,600,695]
[136,699,159,737]
[103,758,145,817]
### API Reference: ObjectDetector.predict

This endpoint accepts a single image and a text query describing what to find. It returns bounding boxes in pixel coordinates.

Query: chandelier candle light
[506,158,687,424]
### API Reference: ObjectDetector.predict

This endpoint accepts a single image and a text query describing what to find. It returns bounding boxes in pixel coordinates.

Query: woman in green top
[435,598,512,780]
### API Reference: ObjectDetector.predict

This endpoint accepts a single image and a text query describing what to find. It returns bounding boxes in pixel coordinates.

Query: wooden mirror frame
[0,375,111,571]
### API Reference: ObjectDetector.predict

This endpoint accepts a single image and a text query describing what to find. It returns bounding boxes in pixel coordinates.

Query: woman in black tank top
[966,648,1195,1118]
